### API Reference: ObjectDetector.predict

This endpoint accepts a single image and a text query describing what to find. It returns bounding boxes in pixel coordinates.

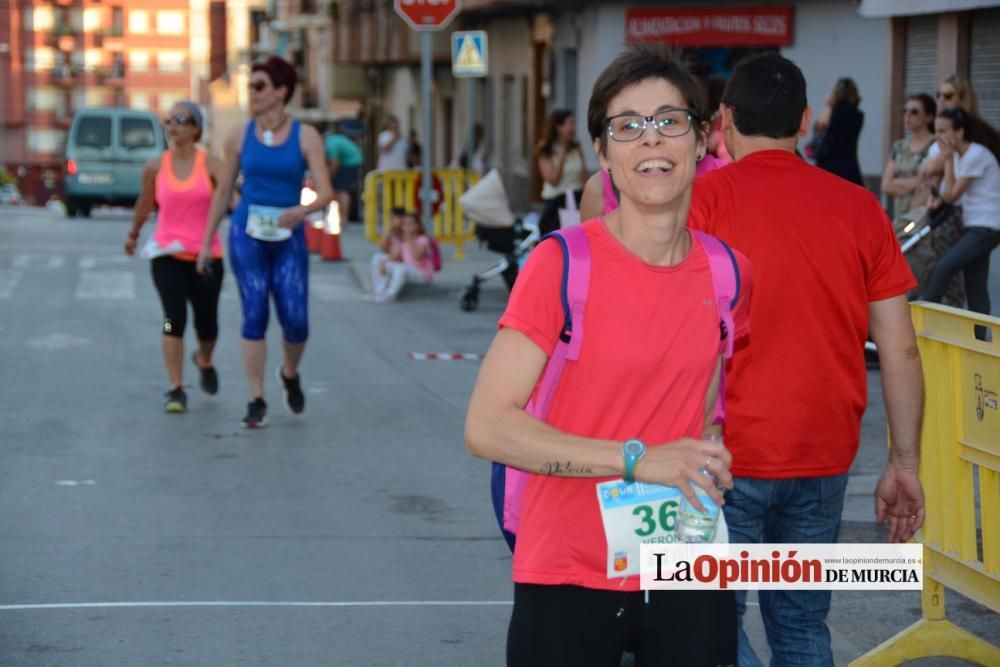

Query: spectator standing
[535,109,586,236]
[376,116,408,170]
[815,77,865,186]
[325,122,363,223]
[689,53,925,667]
[923,107,1000,322]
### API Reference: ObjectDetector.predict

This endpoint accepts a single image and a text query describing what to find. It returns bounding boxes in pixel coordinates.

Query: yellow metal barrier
[851,303,1000,666]
[362,169,479,260]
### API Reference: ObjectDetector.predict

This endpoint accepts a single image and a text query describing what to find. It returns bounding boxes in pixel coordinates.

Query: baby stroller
[458,169,541,311]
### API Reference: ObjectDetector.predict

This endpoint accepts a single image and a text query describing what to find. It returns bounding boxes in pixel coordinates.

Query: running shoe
[276,366,305,414]
[242,398,268,429]
[164,387,187,414]
[192,352,219,395]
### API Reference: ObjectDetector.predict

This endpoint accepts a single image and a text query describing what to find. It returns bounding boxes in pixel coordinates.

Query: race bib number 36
[597,481,682,578]
[246,205,292,241]
[596,480,728,579]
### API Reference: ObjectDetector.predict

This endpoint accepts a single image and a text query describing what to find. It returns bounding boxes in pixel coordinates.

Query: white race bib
[246,205,292,241]
[596,480,729,579]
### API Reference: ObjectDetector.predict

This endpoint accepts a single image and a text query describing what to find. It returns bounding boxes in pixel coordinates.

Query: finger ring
[699,467,711,477]
[910,514,917,519]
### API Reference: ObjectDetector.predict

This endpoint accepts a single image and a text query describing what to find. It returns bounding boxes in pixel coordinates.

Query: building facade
[0,0,211,204]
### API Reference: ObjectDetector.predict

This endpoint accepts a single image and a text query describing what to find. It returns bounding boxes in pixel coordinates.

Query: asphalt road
[0,205,996,666]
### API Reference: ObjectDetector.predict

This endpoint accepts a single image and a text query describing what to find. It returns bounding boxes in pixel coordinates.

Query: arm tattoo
[540,460,593,476]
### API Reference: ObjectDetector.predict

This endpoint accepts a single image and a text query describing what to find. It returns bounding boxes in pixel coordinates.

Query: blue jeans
[723,474,849,667]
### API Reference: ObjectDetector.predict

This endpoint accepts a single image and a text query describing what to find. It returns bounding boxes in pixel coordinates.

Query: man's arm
[870,295,925,543]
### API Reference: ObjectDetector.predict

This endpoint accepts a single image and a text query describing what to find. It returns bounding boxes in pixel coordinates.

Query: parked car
[63,107,167,217]
[0,183,23,206]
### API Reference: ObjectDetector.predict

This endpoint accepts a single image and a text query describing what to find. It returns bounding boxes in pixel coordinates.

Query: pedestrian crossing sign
[452,31,488,78]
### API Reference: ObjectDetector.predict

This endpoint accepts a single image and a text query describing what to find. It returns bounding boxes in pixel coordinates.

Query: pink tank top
[154,149,220,258]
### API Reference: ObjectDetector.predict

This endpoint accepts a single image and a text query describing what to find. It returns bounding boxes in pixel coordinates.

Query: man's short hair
[722,52,807,139]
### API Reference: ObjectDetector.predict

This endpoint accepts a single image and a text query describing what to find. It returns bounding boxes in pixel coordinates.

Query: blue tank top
[233,119,307,227]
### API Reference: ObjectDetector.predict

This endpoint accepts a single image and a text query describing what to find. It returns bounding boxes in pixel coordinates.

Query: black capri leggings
[151,256,224,340]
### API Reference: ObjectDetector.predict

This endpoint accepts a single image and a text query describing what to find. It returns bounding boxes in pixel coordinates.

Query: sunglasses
[248,81,271,92]
[903,107,922,116]
[164,114,194,126]
[937,91,955,101]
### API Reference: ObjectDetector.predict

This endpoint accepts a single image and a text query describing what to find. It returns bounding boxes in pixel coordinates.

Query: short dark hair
[587,44,706,155]
[251,56,297,104]
[391,206,408,217]
[722,52,807,139]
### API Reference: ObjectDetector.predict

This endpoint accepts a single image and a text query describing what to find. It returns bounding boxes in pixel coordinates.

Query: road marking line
[408,353,483,361]
[0,601,514,611]
[78,256,130,269]
[75,271,135,300]
[27,332,92,350]
[12,254,64,269]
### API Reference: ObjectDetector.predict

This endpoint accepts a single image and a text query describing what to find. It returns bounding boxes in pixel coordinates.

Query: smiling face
[595,77,704,210]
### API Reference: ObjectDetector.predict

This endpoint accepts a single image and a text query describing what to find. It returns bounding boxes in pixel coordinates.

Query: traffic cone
[320,201,342,261]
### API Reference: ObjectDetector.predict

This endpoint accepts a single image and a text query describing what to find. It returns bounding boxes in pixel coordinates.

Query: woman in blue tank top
[198,56,333,428]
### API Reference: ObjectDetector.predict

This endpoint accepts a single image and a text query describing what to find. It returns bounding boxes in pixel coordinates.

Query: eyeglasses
[903,107,922,116]
[248,81,270,92]
[937,90,955,101]
[605,108,697,142]
[164,114,193,126]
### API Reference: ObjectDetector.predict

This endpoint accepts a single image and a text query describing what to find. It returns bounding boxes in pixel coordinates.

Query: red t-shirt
[499,220,752,590]
[688,150,916,478]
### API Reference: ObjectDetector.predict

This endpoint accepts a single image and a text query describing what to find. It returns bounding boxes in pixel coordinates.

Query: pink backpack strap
[600,170,619,215]
[504,225,591,538]
[691,230,741,424]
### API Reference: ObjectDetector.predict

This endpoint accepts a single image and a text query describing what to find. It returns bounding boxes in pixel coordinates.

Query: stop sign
[394,0,461,30]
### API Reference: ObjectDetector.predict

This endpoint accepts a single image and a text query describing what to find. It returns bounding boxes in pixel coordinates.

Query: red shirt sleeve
[498,237,565,357]
[864,195,917,301]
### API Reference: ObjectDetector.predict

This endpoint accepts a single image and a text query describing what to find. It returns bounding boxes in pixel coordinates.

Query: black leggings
[507,583,736,667]
[539,190,584,237]
[151,256,223,340]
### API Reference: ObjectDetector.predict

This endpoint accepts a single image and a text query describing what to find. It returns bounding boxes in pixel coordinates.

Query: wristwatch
[622,439,646,484]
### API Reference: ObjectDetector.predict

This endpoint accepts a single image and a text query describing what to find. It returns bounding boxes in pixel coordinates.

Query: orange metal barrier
[851,303,1000,666]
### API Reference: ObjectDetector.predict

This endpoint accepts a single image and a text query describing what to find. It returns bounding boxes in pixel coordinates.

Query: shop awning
[858,0,1000,18]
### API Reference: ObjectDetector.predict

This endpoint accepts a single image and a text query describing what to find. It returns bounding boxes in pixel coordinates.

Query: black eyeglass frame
[604,107,700,142]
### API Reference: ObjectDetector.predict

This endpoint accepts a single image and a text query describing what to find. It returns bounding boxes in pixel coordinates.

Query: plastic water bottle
[677,490,721,543]
[677,432,723,543]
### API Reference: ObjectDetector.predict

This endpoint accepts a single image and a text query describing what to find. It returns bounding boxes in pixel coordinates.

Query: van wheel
[65,199,80,217]
[80,203,92,217]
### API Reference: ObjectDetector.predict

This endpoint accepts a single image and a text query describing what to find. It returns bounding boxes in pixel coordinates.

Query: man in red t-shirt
[688,53,925,667]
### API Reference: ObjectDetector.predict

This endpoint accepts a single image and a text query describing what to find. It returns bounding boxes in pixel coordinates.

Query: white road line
[78,255,130,270]
[75,271,135,300]
[0,601,514,611]
[0,269,22,299]
[12,254,64,270]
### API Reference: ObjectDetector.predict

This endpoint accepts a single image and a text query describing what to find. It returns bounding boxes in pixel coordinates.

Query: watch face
[624,439,644,456]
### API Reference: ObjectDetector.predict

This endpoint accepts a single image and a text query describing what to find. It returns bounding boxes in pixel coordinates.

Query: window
[156,51,186,73]
[120,117,157,149]
[158,91,186,111]
[129,10,149,34]
[75,117,112,148]
[111,7,124,36]
[28,87,63,112]
[83,8,102,32]
[85,88,111,107]
[31,7,54,31]
[130,92,151,110]
[156,10,186,35]
[84,49,103,71]
[28,128,67,154]
[129,51,150,73]
[27,48,57,72]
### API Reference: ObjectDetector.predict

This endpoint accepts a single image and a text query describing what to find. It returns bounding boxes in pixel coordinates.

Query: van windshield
[76,117,112,149]
[120,117,157,150]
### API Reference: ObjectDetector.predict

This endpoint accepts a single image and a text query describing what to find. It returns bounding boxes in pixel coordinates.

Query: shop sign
[626,6,794,47]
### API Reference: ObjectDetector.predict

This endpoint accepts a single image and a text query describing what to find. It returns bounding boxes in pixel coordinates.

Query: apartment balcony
[51,65,81,87]
[92,64,126,86]
[98,27,126,51]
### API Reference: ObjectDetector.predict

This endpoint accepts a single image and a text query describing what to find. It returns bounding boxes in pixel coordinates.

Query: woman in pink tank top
[124,101,225,414]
